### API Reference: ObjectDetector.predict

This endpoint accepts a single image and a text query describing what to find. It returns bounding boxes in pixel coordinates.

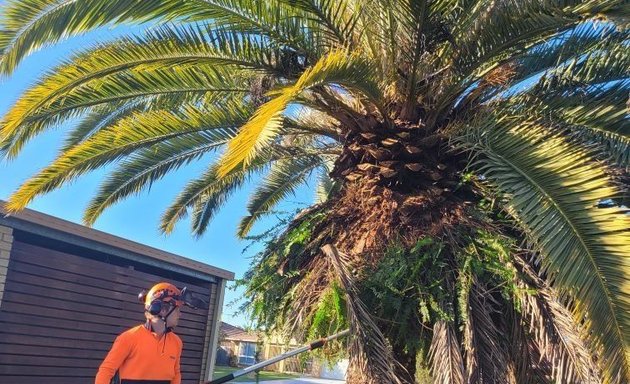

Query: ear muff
[138,290,148,304]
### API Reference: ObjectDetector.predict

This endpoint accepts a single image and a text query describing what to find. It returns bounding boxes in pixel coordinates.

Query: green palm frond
[460,119,630,382]
[279,0,360,47]
[238,154,323,237]
[2,65,248,156]
[396,0,428,112]
[0,0,320,75]
[84,127,239,226]
[454,0,627,83]
[60,101,146,153]
[0,24,287,157]
[530,34,629,97]
[161,143,320,235]
[515,83,630,166]
[37,65,247,119]
[163,150,288,236]
[352,2,395,77]
[217,49,382,177]
[162,161,256,236]
[283,107,340,138]
[5,103,252,212]
[504,23,626,93]
[60,88,243,153]
[0,0,212,75]
[315,162,336,203]
[193,0,321,53]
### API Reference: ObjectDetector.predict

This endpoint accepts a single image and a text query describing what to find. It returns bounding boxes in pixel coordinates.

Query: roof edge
[0,201,234,281]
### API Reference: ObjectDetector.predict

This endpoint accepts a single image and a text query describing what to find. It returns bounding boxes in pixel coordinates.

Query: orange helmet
[143,282,183,315]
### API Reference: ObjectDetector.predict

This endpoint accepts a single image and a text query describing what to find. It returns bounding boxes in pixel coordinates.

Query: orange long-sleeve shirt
[95,324,182,384]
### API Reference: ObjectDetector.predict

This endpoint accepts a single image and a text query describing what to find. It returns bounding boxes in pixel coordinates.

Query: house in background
[216,321,349,379]
[217,321,260,366]
[217,322,306,372]
[0,201,234,383]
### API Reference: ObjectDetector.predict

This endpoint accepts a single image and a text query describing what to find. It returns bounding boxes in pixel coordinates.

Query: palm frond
[161,143,315,235]
[508,308,548,384]
[460,119,630,382]
[162,161,255,236]
[531,38,630,95]
[514,255,601,383]
[454,0,627,80]
[397,0,428,117]
[60,101,146,153]
[429,320,465,384]
[322,244,405,384]
[39,65,247,119]
[462,278,511,383]
[283,106,340,138]
[238,154,323,237]
[503,23,626,96]
[0,0,212,75]
[512,83,630,167]
[352,2,395,78]
[189,0,313,52]
[3,65,248,156]
[279,0,360,47]
[283,256,337,338]
[0,0,322,75]
[84,127,239,226]
[5,103,251,212]
[315,159,336,203]
[0,24,286,157]
[61,87,244,154]
[217,49,382,177]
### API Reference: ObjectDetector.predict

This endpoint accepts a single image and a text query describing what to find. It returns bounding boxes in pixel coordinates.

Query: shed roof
[0,201,234,281]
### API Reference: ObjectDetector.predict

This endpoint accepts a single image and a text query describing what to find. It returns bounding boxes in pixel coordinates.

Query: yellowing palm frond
[217,49,381,177]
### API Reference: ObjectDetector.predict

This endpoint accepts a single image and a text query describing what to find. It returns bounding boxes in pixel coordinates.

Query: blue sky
[0,25,314,327]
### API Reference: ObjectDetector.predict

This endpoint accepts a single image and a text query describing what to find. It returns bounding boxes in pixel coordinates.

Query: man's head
[142,282,183,328]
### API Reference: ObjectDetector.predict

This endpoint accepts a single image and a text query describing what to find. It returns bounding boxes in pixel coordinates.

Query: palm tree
[1,0,628,382]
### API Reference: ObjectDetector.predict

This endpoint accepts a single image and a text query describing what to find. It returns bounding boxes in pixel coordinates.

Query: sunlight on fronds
[217,49,380,177]
[6,103,251,213]
[0,25,283,157]
[460,119,630,381]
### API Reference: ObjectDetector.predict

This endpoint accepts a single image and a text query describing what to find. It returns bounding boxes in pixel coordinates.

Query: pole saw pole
[207,329,350,384]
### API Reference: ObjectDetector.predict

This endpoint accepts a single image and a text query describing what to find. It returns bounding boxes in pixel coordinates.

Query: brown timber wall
[0,237,217,384]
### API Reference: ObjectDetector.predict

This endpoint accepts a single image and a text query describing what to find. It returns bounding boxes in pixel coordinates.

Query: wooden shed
[0,201,234,384]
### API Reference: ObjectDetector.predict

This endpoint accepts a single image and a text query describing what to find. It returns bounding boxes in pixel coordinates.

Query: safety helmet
[142,282,183,315]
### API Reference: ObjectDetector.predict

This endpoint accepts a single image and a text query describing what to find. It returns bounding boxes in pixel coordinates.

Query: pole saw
[207,329,350,384]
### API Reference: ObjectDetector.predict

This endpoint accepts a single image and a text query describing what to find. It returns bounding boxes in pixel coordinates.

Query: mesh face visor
[179,287,208,310]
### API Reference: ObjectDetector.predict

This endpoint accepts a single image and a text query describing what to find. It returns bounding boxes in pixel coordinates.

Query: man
[95,282,187,384]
